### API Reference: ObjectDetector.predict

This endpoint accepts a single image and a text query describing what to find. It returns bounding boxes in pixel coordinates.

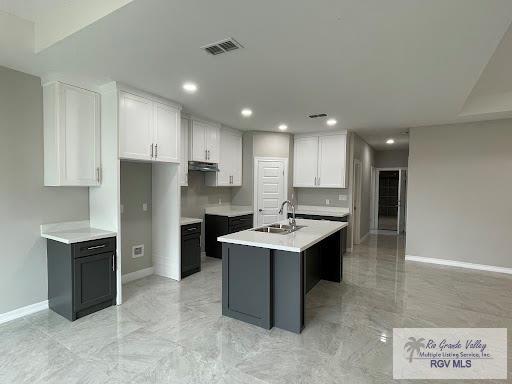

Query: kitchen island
[218,219,348,333]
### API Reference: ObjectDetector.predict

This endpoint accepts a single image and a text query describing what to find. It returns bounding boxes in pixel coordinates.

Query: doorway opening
[372,168,407,234]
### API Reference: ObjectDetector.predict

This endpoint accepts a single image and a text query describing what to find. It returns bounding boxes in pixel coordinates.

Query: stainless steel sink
[252,224,305,235]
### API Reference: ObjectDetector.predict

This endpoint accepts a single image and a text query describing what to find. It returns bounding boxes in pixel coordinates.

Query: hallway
[1,235,511,383]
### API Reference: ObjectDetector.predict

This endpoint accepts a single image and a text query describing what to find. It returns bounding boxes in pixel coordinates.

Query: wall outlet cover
[142,203,148,211]
[339,194,347,201]
[326,199,330,205]
[132,244,144,258]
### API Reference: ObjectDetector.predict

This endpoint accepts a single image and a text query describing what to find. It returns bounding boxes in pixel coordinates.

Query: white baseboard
[0,300,49,325]
[122,267,154,284]
[405,255,512,275]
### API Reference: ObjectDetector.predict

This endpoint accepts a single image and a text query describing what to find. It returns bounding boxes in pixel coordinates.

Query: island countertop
[217,218,348,252]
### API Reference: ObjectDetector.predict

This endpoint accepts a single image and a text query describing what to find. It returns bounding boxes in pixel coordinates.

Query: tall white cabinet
[189,119,220,163]
[293,132,347,188]
[119,91,180,163]
[180,117,189,186]
[205,128,242,186]
[43,81,101,186]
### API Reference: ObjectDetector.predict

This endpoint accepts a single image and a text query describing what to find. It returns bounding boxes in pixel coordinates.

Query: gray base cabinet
[205,214,253,259]
[47,237,116,321]
[181,223,201,278]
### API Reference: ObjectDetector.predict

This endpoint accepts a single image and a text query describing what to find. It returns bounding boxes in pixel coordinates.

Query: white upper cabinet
[119,90,180,163]
[205,128,242,187]
[43,81,101,186]
[190,119,220,163]
[293,136,319,187]
[293,132,347,188]
[180,117,189,186]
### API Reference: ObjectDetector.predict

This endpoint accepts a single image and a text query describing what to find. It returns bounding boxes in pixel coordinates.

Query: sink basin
[252,223,305,235]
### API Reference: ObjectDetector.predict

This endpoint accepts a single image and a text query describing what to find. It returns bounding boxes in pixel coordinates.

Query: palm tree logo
[404,337,425,363]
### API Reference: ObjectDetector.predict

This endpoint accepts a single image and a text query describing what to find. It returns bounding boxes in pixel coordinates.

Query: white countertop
[218,219,348,252]
[295,205,350,218]
[41,220,117,244]
[180,217,203,226]
[204,205,253,217]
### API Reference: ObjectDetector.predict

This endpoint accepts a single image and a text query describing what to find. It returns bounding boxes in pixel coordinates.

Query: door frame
[253,157,289,227]
[372,167,408,234]
[352,159,362,245]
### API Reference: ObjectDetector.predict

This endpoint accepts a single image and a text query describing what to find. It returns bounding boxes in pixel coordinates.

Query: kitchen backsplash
[294,188,349,208]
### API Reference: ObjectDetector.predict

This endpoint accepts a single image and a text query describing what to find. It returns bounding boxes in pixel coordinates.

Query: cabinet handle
[187,227,197,231]
[87,244,106,250]
[96,167,101,183]
[314,176,317,185]
[155,144,158,158]
[112,254,115,272]
[205,149,208,160]
[151,144,154,158]
[318,177,320,186]
[207,150,210,160]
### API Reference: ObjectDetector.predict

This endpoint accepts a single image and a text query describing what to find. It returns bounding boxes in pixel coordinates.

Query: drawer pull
[187,227,198,231]
[87,244,106,250]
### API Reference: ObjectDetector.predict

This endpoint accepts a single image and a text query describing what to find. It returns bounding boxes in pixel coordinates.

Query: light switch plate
[326,199,330,205]
[142,203,148,211]
[339,194,347,201]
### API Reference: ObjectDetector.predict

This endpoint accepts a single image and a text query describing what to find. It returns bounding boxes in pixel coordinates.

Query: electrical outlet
[218,198,222,205]
[132,244,144,258]
[142,203,148,211]
[339,194,347,201]
[326,199,330,205]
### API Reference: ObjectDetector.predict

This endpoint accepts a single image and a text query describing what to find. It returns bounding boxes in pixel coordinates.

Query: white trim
[352,159,362,245]
[253,157,289,227]
[0,300,49,325]
[121,267,154,284]
[405,255,512,275]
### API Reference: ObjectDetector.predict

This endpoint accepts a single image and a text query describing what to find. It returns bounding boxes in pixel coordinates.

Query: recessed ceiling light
[326,118,337,126]
[386,139,395,144]
[182,82,198,93]
[241,108,252,117]
[278,124,288,131]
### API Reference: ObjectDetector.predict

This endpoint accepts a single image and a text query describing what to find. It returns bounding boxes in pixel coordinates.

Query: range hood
[188,161,219,172]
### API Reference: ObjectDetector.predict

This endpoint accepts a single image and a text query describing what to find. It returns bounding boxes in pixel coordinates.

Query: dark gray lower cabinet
[205,214,253,258]
[181,223,201,278]
[47,237,116,321]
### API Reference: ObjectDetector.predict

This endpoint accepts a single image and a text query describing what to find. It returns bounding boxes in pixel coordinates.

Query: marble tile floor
[1,234,511,383]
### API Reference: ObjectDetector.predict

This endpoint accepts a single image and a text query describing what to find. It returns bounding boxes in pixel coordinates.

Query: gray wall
[181,171,233,250]
[375,149,409,168]
[352,133,375,239]
[120,162,153,275]
[407,119,512,268]
[0,66,89,314]
[295,188,350,208]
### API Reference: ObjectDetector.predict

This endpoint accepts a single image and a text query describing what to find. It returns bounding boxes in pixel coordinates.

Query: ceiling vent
[202,38,243,56]
[308,113,327,119]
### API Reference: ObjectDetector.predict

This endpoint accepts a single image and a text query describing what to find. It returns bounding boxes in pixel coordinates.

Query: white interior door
[153,102,179,163]
[256,159,286,226]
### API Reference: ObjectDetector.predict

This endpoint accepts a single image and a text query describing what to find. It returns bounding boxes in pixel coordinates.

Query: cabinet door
[190,120,207,161]
[318,134,346,188]
[180,117,189,186]
[74,252,116,312]
[59,84,101,186]
[231,133,243,186]
[119,91,153,160]
[206,124,220,163]
[181,235,201,277]
[293,136,318,187]
[216,130,234,186]
[153,102,179,163]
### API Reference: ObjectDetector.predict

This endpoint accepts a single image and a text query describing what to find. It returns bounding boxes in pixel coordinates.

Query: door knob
[258,209,263,212]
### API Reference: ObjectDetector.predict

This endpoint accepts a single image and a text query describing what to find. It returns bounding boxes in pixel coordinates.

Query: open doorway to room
[372,168,407,234]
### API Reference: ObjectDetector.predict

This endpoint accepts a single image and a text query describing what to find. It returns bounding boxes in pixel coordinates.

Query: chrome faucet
[278,200,296,229]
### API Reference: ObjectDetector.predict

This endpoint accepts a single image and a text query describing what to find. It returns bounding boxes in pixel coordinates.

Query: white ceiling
[1,0,512,150]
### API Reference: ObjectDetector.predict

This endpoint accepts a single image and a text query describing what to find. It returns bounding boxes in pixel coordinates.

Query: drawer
[74,237,116,258]
[181,223,201,237]
[228,214,253,228]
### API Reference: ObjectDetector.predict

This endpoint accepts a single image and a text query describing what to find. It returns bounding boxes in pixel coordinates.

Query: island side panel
[273,250,304,334]
[320,229,342,283]
[222,243,272,329]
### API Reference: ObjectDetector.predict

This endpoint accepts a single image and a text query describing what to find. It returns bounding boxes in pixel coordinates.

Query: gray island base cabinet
[222,229,343,333]
[47,237,117,321]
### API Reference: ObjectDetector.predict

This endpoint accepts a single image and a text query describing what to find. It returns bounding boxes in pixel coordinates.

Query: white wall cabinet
[119,91,180,163]
[180,117,189,186]
[293,132,347,188]
[43,81,101,186]
[189,119,220,163]
[205,128,242,187]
